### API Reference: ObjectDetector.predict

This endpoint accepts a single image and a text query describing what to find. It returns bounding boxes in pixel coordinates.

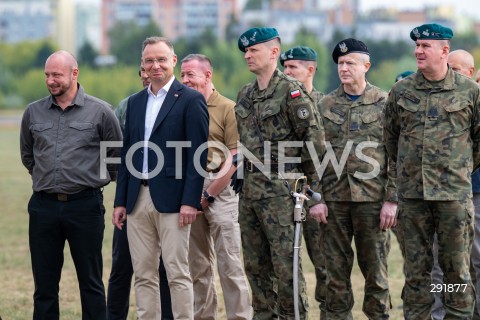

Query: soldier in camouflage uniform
[317,38,397,320]
[280,45,327,317]
[235,27,327,320]
[384,23,480,319]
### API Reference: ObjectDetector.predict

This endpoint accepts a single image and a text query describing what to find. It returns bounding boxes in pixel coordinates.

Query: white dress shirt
[142,76,175,178]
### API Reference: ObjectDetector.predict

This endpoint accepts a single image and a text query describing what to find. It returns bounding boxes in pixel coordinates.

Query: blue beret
[238,27,280,52]
[410,23,453,41]
[332,38,369,64]
[395,71,415,82]
[280,46,317,66]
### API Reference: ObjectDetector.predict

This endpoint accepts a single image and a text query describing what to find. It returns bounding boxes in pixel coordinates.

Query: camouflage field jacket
[384,69,480,200]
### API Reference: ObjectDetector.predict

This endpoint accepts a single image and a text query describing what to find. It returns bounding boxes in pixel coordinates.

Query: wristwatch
[203,190,215,203]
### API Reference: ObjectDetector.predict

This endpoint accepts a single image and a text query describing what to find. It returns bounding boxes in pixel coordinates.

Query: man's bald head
[46,50,78,70]
[44,50,79,102]
[447,49,475,78]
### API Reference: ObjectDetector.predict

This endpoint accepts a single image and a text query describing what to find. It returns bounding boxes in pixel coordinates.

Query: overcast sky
[359,0,479,17]
[75,0,479,19]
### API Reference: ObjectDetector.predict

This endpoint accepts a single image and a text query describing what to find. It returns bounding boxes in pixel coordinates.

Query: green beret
[410,23,453,41]
[395,71,415,82]
[279,46,317,66]
[332,38,369,64]
[238,27,279,52]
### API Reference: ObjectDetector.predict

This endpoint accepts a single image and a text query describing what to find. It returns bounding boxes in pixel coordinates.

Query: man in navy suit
[112,37,209,320]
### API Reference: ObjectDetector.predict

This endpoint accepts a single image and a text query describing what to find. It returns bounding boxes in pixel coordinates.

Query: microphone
[306,189,322,202]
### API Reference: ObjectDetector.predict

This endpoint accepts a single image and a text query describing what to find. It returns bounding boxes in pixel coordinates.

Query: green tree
[33,41,56,68]
[175,28,218,61]
[14,68,46,107]
[109,20,162,65]
[201,40,253,100]
[78,41,98,67]
[79,65,144,107]
[0,40,56,74]
[451,32,480,52]
[286,28,331,93]
[368,56,416,91]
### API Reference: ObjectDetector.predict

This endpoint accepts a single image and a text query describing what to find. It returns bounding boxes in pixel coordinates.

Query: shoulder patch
[290,90,301,99]
[297,107,310,119]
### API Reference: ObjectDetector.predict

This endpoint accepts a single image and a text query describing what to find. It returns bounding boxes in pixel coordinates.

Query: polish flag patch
[290,89,301,98]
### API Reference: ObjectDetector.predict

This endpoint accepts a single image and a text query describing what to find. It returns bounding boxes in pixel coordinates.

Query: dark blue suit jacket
[114,79,209,214]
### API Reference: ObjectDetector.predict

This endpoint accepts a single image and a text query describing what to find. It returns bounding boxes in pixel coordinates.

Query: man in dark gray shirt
[20,50,122,320]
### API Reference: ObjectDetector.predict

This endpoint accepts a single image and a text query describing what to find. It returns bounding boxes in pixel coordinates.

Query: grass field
[0,116,405,319]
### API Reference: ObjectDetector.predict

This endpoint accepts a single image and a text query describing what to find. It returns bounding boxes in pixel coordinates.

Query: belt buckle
[246,161,254,172]
[57,194,68,201]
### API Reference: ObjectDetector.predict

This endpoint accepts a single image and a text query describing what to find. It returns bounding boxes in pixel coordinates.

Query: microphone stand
[291,176,309,320]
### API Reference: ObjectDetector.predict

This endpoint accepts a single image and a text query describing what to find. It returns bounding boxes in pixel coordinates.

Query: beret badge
[240,36,249,47]
[412,28,420,38]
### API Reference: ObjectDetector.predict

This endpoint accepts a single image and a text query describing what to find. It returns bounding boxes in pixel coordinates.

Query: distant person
[476,69,480,84]
[395,70,414,82]
[108,66,173,320]
[384,23,480,319]
[112,37,209,319]
[20,50,123,319]
[180,53,252,320]
[280,45,327,316]
[318,38,396,319]
[114,67,150,131]
[430,48,478,320]
[446,49,480,320]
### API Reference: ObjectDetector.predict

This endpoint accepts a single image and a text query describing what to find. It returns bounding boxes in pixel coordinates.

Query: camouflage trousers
[323,201,391,320]
[239,195,308,320]
[303,213,327,315]
[398,199,475,320]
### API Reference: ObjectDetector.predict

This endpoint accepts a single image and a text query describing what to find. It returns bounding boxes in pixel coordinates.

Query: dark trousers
[28,189,106,320]
[107,220,173,320]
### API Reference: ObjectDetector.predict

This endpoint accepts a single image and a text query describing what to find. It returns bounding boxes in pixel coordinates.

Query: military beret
[410,23,453,41]
[238,27,280,52]
[279,46,317,66]
[395,70,415,82]
[332,38,369,64]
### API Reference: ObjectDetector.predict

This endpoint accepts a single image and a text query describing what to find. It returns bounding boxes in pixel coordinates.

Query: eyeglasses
[143,57,169,67]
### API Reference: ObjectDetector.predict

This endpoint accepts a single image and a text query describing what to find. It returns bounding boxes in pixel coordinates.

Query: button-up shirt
[142,76,174,177]
[20,84,123,194]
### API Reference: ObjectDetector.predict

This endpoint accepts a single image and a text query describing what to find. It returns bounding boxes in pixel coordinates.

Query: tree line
[1,20,479,110]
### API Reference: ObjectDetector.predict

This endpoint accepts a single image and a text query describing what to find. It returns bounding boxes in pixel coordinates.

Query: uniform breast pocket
[69,121,95,145]
[258,104,291,140]
[31,122,54,147]
[397,98,421,135]
[235,99,252,119]
[322,109,346,145]
[360,111,383,140]
[443,102,472,136]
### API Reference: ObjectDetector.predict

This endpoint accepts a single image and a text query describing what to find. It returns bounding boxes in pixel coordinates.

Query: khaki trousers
[127,186,193,320]
[189,178,252,320]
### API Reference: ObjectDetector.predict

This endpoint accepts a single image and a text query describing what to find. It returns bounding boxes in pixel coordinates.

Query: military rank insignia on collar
[290,89,301,98]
